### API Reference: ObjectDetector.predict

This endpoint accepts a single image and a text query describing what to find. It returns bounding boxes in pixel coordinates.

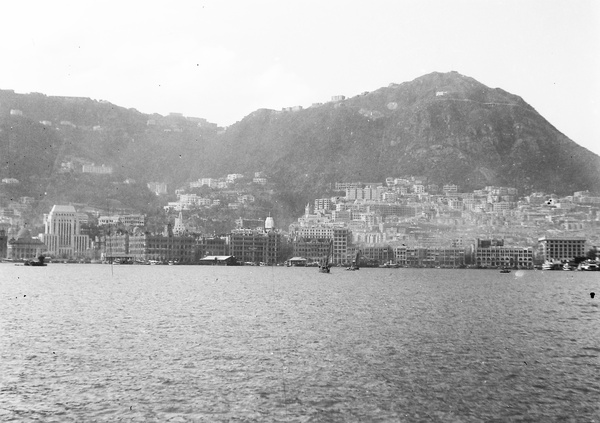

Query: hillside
[1,72,600,219]
[0,90,218,212]
[211,72,600,198]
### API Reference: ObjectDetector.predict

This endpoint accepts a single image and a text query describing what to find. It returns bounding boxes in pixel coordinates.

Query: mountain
[210,71,600,197]
[1,72,599,218]
[0,90,218,214]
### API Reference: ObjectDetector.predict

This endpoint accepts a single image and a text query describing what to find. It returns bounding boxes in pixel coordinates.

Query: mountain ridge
[1,71,599,218]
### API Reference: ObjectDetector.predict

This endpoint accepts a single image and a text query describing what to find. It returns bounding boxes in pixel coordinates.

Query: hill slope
[1,72,599,218]
[210,71,600,196]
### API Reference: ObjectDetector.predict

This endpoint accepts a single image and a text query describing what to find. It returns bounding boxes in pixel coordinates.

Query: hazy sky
[2,0,599,155]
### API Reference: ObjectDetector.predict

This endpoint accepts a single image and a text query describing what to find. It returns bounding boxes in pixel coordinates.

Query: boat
[541,260,562,270]
[24,255,47,267]
[318,240,333,273]
[499,268,511,273]
[578,261,599,271]
[346,250,360,271]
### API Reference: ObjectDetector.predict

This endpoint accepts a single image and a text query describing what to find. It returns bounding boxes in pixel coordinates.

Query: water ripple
[1,265,599,422]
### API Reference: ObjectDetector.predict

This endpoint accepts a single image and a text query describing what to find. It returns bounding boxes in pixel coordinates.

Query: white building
[42,205,90,258]
[82,164,113,174]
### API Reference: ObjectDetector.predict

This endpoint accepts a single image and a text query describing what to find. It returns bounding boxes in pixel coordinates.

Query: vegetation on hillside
[1,71,599,223]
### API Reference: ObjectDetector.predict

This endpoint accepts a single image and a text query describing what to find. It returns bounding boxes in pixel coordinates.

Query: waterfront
[1,264,599,422]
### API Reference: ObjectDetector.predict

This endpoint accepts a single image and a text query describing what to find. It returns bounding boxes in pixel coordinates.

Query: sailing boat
[318,240,333,273]
[346,249,360,271]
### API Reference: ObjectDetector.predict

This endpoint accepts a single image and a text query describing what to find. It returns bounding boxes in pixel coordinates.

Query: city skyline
[1,0,598,155]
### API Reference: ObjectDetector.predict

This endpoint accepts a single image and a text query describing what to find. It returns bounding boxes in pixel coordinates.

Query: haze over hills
[1,71,599,217]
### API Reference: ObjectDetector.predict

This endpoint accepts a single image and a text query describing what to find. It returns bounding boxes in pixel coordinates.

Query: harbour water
[1,264,599,422]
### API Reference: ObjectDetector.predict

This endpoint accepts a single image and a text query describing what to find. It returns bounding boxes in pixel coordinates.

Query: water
[1,264,599,422]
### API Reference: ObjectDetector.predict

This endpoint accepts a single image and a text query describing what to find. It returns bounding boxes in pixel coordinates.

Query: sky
[1,0,599,155]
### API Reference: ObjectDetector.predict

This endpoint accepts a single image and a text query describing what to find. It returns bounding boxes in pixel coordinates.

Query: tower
[43,205,89,258]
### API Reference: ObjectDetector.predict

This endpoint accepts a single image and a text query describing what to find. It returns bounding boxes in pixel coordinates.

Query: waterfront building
[393,245,465,267]
[361,245,393,265]
[228,228,281,265]
[332,227,351,265]
[537,237,587,262]
[292,237,331,264]
[0,228,7,258]
[196,236,228,260]
[474,245,533,268]
[6,227,45,260]
[394,246,428,267]
[126,232,196,264]
[42,205,90,259]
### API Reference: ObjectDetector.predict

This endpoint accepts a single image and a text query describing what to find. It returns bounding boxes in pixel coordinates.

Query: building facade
[42,205,90,259]
[475,246,533,268]
[228,229,281,265]
[537,237,587,262]
[6,227,46,260]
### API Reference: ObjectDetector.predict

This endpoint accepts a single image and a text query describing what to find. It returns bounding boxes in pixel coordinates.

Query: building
[228,228,282,265]
[6,227,45,260]
[82,164,113,174]
[314,198,332,212]
[0,228,7,258]
[361,245,393,266]
[235,217,265,230]
[111,231,196,264]
[42,205,90,259]
[148,182,168,195]
[293,237,332,264]
[537,237,587,262]
[393,245,465,267]
[475,245,533,268]
[196,236,228,260]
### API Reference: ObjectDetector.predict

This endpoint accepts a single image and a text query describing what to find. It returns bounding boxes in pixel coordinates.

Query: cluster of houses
[1,170,599,267]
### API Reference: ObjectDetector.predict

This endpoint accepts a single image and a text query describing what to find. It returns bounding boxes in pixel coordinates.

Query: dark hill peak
[214,71,600,197]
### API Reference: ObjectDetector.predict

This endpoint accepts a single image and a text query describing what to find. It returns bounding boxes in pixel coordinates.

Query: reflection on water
[1,264,599,422]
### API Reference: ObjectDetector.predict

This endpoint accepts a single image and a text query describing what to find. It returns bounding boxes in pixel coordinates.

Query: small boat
[24,255,47,267]
[318,240,333,273]
[499,268,511,273]
[346,250,360,271]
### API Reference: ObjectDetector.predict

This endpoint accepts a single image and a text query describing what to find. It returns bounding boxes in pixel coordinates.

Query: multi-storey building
[106,231,196,264]
[6,227,46,260]
[98,214,145,227]
[42,205,90,258]
[537,237,587,262]
[332,227,350,264]
[474,246,533,268]
[228,228,281,265]
[361,245,393,265]
[393,245,465,267]
[0,228,7,258]
[293,237,331,263]
[82,164,113,174]
[196,236,228,259]
[314,198,332,212]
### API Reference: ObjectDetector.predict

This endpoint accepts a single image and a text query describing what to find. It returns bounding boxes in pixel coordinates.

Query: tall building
[42,205,90,258]
[0,228,7,258]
